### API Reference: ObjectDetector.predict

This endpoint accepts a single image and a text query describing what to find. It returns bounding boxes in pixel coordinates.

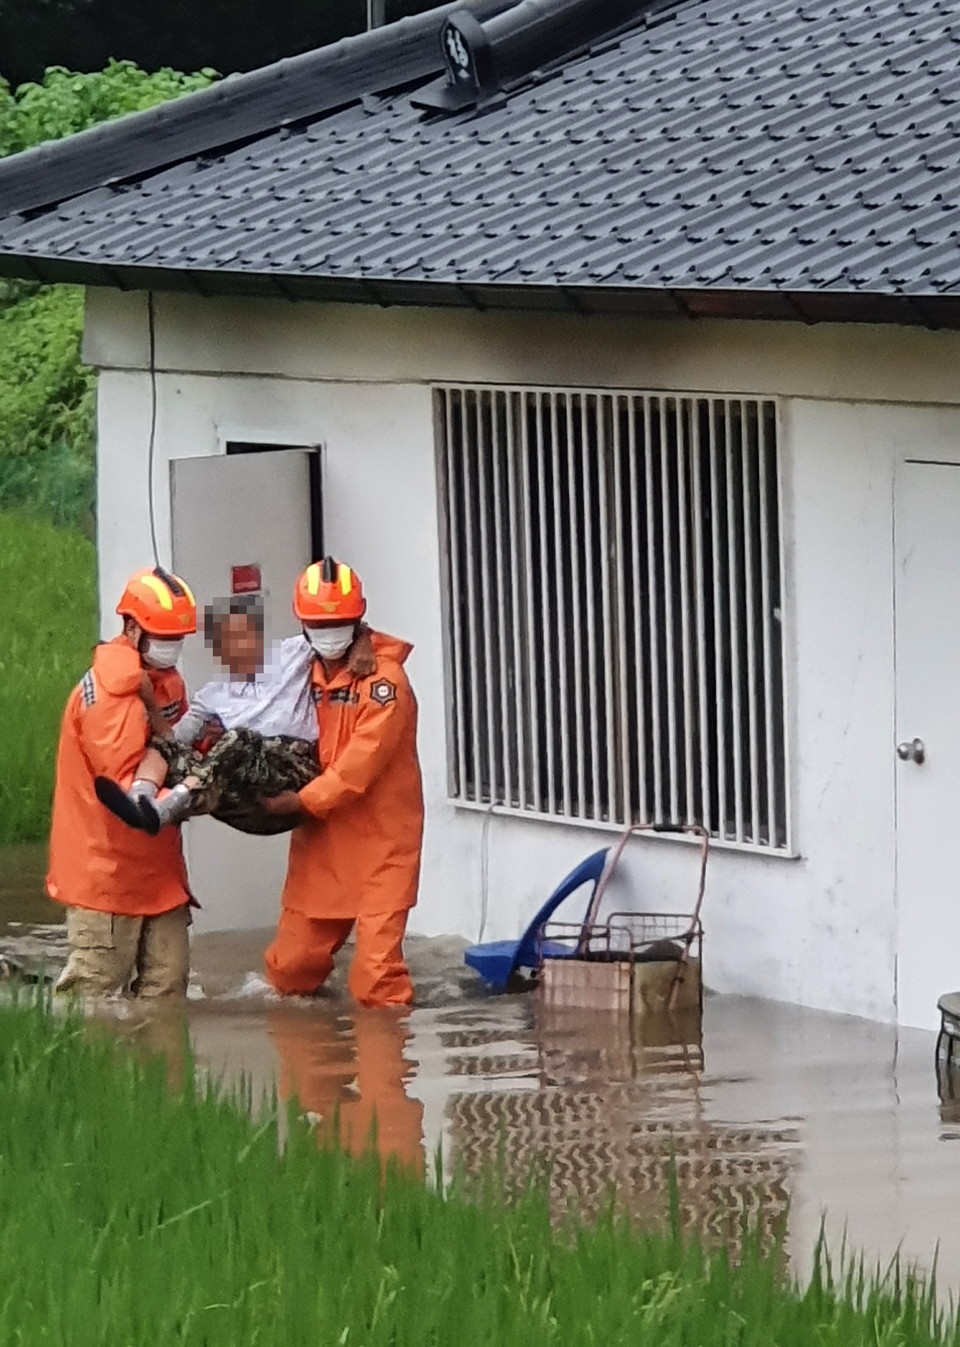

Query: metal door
[171,449,316,932]
[895,460,960,1029]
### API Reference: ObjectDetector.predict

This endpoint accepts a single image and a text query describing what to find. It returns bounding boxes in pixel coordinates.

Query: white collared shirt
[174,636,316,744]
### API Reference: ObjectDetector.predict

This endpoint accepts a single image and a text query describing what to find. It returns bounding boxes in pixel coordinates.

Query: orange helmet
[293,557,366,624]
[116,567,198,636]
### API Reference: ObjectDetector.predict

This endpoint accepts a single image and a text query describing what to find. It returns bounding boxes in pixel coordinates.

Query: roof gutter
[0,251,954,331]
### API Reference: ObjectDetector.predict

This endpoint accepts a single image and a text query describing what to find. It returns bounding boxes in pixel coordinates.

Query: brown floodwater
[4,841,960,1291]
[0,841,58,930]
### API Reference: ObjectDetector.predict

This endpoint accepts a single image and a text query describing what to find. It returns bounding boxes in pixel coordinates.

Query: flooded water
[4,841,960,1291]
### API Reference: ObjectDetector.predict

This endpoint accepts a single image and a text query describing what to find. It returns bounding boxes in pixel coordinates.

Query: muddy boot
[135,782,195,836]
[95,777,159,831]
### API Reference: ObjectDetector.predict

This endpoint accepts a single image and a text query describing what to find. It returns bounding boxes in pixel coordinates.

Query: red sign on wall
[231,564,262,594]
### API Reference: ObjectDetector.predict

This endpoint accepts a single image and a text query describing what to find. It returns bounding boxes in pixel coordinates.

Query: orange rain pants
[265,630,424,1007]
[265,907,413,1006]
[268,1004,425,1175]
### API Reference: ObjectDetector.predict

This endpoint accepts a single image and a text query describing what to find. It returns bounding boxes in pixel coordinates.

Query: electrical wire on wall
[146,291,161,567]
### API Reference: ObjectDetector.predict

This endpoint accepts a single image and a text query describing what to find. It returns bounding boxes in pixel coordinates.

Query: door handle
[897,738,926,764]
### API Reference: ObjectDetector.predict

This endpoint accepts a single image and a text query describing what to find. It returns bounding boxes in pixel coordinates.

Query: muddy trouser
[56,904,191,998]
[152,729,319,836]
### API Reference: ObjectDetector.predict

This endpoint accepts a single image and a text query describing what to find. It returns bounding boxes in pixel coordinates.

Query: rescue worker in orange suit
[48,567,198,997]
[268,1005,425,1176]
[261,557,424,1007]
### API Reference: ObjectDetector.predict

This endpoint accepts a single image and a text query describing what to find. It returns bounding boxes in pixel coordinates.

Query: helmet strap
[120,615,142,647]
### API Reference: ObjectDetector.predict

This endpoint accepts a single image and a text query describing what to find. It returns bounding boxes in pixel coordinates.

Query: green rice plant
[0,990,958,1347]
[0,512,96,843]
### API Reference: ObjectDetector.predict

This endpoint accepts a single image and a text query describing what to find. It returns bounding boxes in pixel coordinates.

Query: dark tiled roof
[2,0,960,325]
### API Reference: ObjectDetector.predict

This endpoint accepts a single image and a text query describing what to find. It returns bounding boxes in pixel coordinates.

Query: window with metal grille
[436,385,789,852]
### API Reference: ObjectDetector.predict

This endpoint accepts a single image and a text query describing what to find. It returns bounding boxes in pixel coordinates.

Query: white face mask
[305,625,354,661]
[144,638,184,669]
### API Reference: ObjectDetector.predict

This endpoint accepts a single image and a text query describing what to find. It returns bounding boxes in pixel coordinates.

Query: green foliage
[0,285,94,532]
[1,992,959,1346]
[0,1,438,92]
[0,60,216,156]
[0,514,96,843]
[0,61,217,533]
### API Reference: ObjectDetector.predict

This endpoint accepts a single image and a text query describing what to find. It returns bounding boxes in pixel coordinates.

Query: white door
[171,450,316,933]
[895,460,960,1029]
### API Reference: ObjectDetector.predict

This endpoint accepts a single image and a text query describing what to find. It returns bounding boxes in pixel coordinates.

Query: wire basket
[538,913,703,1016]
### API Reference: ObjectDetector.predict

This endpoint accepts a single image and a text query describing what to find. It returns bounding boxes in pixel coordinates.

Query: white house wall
[86,290,960,1023]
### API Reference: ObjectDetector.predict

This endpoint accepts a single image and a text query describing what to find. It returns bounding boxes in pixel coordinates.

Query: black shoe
[94,777,160,835]
[136,795,163,836]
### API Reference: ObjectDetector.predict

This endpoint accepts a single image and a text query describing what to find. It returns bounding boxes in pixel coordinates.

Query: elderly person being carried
[94,594,373,837]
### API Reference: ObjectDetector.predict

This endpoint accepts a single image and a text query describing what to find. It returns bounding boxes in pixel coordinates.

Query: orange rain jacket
[281,631,424,920]
[47,637,192,918]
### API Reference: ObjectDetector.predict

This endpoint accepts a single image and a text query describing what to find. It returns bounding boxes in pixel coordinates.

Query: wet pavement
[4,842,960,1291]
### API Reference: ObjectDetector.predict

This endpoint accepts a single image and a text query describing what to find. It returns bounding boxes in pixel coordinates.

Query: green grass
[0,511,97,843]
[1,993,958,1347]
[0,284,95,535]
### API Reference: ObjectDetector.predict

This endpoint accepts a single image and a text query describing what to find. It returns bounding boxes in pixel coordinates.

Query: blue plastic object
[464,847,610,991]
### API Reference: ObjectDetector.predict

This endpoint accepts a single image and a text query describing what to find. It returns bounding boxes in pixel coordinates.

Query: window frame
[434,382,795,858]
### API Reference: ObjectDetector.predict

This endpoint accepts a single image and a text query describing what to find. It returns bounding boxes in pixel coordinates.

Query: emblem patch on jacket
[370,679,397,706]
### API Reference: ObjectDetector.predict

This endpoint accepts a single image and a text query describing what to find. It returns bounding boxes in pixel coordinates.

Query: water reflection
[268,1006,425,1175]
[444,1002,796,1250]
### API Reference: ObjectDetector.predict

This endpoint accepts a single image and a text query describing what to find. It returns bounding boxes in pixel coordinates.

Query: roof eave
[1,254,955,331]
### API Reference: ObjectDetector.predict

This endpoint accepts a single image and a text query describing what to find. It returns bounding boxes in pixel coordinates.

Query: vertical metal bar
[644,396,664,822]
[473,393,498,802]
[612,396,630,826]
[742,402,761,846]
[565,394,585,818]
[709,399,728,838]
[547,393,570,817]
[442,390,468,800]
[725,399,745,842]
[773,400,792,852]
[520,393,540,813]
[461,392,483,803]
[598,396,619,824]
[690,400,712,835]
[582,395,602,821]
[536,392,557,816]
[758,401,778,847]
[628,396,649,825]
[505,392,527,812]
[475,392,499,805]
[675,398,696,824]
[660,398,679,822]
[490,391,513,810]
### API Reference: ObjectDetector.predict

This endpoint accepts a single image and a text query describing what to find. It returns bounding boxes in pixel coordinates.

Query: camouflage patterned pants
[152,729,319,836]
